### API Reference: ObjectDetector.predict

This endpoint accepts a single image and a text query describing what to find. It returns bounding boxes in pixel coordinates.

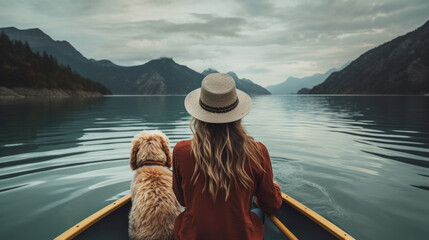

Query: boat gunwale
[54,193,131,240]
[54,192,354,240]
[281,192,355,240]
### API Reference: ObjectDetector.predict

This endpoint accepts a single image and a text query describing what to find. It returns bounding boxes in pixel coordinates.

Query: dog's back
[129,166,183,240]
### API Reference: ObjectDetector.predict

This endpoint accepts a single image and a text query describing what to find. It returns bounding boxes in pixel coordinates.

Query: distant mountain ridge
[1,27,117,68]
[0,31,111,97]
[308,20,429,94]
[1,27,270,95]
[266,63,349,94]
[202,69,271,95]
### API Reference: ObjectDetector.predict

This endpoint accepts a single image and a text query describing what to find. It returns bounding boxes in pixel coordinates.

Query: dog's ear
[130,140,140,170]
[160,136,172,168]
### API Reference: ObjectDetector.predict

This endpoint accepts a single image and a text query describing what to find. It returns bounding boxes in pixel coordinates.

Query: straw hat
[185,73,252,123]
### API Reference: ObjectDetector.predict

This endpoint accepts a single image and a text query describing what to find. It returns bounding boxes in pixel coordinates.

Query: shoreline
[0,86,104,98]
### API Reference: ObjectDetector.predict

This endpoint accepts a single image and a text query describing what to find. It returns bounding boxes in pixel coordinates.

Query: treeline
[0,31,111,94]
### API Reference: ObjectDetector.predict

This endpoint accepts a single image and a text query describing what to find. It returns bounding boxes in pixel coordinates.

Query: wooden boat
[55,192,354,240]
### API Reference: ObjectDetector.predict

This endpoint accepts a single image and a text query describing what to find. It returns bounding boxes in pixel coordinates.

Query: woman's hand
[273,181,280,190]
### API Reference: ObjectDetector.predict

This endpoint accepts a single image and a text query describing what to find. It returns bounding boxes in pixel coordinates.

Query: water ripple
[1,96,428,240]
[362,150,429,168]
[0,158,126,180]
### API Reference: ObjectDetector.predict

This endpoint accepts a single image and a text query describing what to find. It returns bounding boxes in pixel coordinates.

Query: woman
[172,73,282,240]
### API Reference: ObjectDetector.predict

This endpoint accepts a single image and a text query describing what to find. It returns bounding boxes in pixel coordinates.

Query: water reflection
[246,95,429,240]
[319,96,429,182]
[0,95,428,240]
[0,97,100,157]
[0,96,192,240]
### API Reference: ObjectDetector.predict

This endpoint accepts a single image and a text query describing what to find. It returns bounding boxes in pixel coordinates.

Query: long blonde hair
[190,117,264,201]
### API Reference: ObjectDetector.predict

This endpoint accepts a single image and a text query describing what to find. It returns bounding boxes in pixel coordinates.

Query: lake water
[0,95,428,240]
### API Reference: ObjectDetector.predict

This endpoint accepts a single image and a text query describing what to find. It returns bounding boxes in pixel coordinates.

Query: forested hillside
[308,20,429,94]
[2,27,270,95]
[0,31,111,95]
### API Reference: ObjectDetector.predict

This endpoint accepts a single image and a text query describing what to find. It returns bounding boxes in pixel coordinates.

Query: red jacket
[172,140,282,240]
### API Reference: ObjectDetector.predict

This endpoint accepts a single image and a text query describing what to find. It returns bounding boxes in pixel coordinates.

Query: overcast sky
[1,0,428,86]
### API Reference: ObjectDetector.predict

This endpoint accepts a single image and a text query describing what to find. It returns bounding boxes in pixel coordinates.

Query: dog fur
[129,130,183,240]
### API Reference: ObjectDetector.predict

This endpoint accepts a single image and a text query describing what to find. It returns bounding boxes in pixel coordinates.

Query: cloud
[1,0,428,86]
[243,66,271,74]
[97,13,248,40]
[29,0,112,17]
[234,0,276,17]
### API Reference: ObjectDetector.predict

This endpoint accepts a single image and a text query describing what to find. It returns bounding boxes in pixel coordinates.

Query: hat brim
[184,88,252,124]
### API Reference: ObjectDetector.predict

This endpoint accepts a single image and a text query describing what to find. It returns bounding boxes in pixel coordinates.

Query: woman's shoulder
[256,141,266,148]
[172,140,193,167]
[255,141,271,166]
[256,141,268,153]
[173,139,192,152]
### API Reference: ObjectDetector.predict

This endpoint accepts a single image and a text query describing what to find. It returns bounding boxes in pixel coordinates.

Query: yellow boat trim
[281,192,355,240]
[266,214,299,240]
[54,193,131,240]
[54,191,354,240]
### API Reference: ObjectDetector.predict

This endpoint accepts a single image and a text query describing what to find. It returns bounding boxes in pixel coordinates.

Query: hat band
[199,98,239,113]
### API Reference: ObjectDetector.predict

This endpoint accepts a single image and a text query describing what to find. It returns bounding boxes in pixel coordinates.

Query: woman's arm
[254,143,282,214]
[172,144,185,206]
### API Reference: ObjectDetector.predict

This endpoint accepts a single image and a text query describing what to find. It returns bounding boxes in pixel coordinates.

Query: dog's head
[130,130,172,170]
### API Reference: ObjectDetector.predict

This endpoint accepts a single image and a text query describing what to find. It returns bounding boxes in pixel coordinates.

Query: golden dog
[129,130,183,240]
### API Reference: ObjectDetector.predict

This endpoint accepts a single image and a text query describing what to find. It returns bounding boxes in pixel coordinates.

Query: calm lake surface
[0,95,428,240]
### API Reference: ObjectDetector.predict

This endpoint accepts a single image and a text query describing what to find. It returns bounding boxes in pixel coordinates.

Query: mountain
[0,27,117,68]
[297,88,311,94]
[128,57,203,94]
[1,27,269,95]
[201,68,218,76]
[0,31,111,97]
[266,63,349,94]
[201,69,271,95]
[226,72,271,95]
[308,20,429,94]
